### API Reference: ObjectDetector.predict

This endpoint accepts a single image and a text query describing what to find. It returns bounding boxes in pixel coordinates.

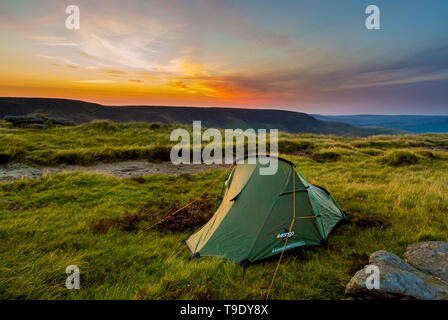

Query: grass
[0,120,176,165]
[380,150,420,166]
[0,121,448,299]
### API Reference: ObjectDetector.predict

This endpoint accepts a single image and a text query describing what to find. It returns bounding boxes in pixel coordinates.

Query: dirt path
[0,161,228,182]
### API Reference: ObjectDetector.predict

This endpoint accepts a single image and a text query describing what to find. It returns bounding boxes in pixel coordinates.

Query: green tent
[186,156,346,263]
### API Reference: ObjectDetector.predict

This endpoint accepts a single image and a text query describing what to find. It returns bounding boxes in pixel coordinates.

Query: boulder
[346,249,448,300]
[3,115,74,127]
[26,123,48,129]
[3,115,44,125]
[46,117,75,126]
[404,241,448,283]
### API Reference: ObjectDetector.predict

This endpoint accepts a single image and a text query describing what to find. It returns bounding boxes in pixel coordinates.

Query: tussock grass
[27,145,172,166]
[0,121,178,165]
[0,121,448,299]
[416,150,436,159]
[360,148,384,156]
[278,139,314,155]
[380,150,419,166]
[312,150,341,162]
[320,142,355,150]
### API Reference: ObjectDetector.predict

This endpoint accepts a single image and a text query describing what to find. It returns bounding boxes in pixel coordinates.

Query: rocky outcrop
[3,115,44,125]
[3,115,74,127]
[346,242,448,300]
[404,242,448,283]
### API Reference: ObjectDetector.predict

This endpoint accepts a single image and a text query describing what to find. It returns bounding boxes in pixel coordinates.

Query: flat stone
[346,250,448,300]
[404,241,448,283]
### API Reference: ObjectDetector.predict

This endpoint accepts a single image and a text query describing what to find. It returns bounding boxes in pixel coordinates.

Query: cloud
[323,44,448,91]
[36,54,80,68]
[43,42,79,46]
[1,0,447,113]
[101,69,127,76]
[171,80,187,89]
[74,80,116,84]
[26,35,67,42]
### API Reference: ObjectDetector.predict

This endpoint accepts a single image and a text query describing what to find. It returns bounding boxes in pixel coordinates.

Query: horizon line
[1,96,448,117]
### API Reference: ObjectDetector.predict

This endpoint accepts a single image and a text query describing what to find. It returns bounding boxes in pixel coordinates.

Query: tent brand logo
[276,231,295,240]
[272,241,306,253]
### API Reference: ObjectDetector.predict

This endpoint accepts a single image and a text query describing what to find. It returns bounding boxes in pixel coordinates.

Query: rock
[26,123,48,129]
[3,115,44,125]
[3,115,75,127]
[46,117,75,126]
[0,163,44,182]
[404,242,448,283]
[346,250,448,300]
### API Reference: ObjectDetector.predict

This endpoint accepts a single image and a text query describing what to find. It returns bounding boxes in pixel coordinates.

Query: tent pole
[330,193,346,219]
[265,164,296,300]
[294,165,327,239]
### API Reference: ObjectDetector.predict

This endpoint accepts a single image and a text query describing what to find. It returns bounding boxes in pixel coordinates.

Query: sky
[0,0,447,114]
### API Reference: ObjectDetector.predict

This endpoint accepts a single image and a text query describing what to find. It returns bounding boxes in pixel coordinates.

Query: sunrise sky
[0,0,447,114]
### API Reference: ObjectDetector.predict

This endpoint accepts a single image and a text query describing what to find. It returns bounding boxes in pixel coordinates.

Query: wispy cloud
[74,80,116,84]
[43,42,79,46]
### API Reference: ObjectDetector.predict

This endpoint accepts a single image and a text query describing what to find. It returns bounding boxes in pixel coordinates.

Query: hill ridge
[0,97,402,136]
[313,114,448,133]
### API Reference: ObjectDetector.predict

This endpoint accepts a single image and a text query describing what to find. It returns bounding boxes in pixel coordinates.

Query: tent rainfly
[186,156,346,263]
